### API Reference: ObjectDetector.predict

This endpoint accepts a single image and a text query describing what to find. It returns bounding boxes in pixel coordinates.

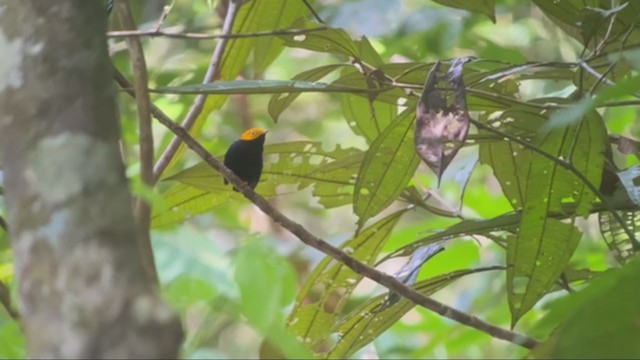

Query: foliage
[2,0,640,359]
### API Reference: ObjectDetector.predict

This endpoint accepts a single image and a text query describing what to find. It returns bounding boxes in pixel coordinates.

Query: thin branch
[112,68,538,350]
[471,119,640,250]
[107,26,327,40]
[0,279,18,321]
[600,99,640,107]
[163,118,538,349]
[301,0,325,24]
[151,1,174,33]
[152,0,244,182]
[116,0,159,285]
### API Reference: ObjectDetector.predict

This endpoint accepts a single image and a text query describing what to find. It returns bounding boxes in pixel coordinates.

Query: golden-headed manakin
[223,128,267,191]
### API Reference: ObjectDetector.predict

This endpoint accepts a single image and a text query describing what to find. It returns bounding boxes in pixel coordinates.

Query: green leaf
[268,64,349,122]
[279,21,360,58]
[341,93,396,143]
[532,256,640,359]
[156,142,362,220]
[598,210,640,264]
[152,227,238,298]
[533,0,640,53]
[234,241,312,359]
[509,219,581,326]
[325,268,500,359]
[432,0,496,23]
[251,0,310,75]
[235,241,297,330]
[161,0,312,177]
[0,320,25,359]
[162,276,217,311]
[479,107,544,209]
[547,74,640,130]
[151,183,232,228]
[354,109,420,231]
[286,210,406,349]
[508,112,607,325]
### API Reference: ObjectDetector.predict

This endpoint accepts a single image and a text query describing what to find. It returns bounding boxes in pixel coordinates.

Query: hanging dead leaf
[415,58,474,185]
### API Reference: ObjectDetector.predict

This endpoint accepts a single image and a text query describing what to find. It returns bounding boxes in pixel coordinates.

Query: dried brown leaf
[415,58,474,185]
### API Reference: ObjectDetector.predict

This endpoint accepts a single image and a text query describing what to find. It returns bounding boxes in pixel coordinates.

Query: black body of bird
[223,128,267,191]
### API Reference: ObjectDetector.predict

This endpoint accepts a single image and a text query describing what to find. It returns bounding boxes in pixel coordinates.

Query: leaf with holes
[341,93,396,143]
[251,0,310,75]
[354,109,420,231]
[280,20,359,58]
[508,112,607,325]
[599,210,640,264]
[478,106,547,209]
[286,210,406,350]
[324,268,499,359]
[154,142,363,226]
[415,59,473,184]
[151,183,235,228]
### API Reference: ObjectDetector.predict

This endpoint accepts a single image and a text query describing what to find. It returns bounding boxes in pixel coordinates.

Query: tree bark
[0,1,183,358]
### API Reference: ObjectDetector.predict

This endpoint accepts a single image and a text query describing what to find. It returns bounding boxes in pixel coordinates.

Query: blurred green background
[1,0,639,359]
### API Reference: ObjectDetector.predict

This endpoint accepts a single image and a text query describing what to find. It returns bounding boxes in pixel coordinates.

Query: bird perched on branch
[223,128,267,191]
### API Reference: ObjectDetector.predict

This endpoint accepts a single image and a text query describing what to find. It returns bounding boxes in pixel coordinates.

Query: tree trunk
[0,1,183,358]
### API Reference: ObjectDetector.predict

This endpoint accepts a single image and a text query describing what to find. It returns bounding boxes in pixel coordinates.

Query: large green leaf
[281,23,357,57]
[151,183,233,228]
[325,267,499,359]
[234,241,312,359]
[532,256,640,358]
[251,0,310,75]
[286,210,406,350]
[152,142,364,227]
[354,109,421,231]
[341,93,396,143]
[508,112,607,325]
[432,0,496,23]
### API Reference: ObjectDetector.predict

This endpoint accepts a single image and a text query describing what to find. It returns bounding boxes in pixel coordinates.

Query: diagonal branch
[116,0,159,285]
[151,0,244,182]
[112,69,538,349]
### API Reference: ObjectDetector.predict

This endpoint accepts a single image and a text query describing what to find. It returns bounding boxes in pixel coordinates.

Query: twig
[112,68,538,349]
[301,0,325,24]
[0,279,18,321]
[116,0,159,285]
[152,0,244,182]
[107,26,327,40]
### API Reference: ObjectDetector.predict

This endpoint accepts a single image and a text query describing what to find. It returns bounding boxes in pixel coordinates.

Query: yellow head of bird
[240,128,268,141]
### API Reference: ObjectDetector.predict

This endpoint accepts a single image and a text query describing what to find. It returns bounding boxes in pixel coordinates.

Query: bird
[223,128,267,191]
